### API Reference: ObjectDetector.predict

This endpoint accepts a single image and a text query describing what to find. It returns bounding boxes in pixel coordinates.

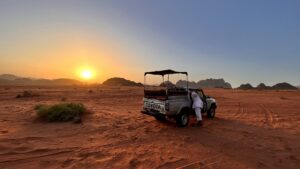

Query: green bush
[35,103,86,122]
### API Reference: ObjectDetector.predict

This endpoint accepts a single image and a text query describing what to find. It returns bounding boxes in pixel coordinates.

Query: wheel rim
[181,114,188,125]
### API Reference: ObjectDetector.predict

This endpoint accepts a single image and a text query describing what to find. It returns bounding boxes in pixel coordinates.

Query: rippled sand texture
[0,86,299,169]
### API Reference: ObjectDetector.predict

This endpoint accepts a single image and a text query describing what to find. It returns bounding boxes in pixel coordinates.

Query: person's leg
[195,107,202,121]
[195,107,202,126]
[194,108,203,126]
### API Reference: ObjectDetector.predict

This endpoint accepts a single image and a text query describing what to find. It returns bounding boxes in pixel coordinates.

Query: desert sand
[0,86,299,169]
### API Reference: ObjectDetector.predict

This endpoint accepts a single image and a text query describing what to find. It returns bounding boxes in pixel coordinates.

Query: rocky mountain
[271,83,298,90]
[0,74,82,86]
[237,83,254,90]
[198,78,232,89]
[297,86,300,89]
[176,78,232,89]
[102,77,143,87]
[176,80,199,88]
[238,82,298,90]
[0,74,21,80]
[256,83,270,90]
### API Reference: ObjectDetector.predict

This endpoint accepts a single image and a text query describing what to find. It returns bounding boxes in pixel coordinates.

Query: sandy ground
[0,86,299,169]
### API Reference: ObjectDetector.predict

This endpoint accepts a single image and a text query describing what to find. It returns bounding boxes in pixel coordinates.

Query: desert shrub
[16,90,39,98]
[35,103,86,122]
[61,97,67,101]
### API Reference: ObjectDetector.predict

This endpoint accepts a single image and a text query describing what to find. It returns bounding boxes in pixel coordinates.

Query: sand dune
[0,86,299,169]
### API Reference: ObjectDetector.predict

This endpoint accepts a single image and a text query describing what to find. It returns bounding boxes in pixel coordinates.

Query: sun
[81,70,93,80]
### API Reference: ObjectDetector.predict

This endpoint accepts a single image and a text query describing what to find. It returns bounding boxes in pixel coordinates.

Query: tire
[176,112,190,127]
[207,106,216,118]
[154,116,166,121]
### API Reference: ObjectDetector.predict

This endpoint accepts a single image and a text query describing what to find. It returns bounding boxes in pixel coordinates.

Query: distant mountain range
[176,78,232,89]
[238,82,298,90]
[0,74,81,86]
[0,74,21,81]
[102,77,143,87]
[0,74,298,90]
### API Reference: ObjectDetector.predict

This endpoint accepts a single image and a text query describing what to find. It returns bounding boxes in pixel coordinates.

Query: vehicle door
[198,90,207,112]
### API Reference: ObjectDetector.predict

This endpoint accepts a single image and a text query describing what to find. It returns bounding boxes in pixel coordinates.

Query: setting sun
[81,70,93,80]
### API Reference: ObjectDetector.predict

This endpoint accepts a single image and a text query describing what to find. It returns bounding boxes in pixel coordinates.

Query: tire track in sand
[229,102,241,119]
[259,104,279,128]
[175,154,223,169]
[231,102,247,120]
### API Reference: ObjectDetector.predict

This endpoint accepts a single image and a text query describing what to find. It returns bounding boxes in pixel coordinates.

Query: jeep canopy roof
[144,69,188,76]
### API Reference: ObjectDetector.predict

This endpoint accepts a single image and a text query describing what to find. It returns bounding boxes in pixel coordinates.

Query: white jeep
[141,69,217,127]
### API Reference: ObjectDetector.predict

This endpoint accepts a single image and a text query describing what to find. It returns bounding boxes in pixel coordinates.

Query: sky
[0,0,299,87]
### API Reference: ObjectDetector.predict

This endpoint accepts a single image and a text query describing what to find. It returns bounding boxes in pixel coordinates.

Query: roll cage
[144,69,189,89]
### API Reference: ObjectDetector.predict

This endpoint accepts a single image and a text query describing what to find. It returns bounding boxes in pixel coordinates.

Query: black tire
[176,112,190,127]
[207,106,216,118]
[154,116,166,121]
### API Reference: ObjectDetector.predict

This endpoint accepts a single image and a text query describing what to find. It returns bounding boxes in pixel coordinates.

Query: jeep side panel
[167,95,191,116]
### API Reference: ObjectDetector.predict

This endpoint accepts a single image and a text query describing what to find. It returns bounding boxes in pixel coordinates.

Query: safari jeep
[141,69,217,127]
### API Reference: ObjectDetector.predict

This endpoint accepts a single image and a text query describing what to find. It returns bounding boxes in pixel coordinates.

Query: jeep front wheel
[176,113,189,127]
[207,106,216,118]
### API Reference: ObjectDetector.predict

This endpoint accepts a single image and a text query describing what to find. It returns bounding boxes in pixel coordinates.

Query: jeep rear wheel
[207,106,216,118]
[176,113,189,127]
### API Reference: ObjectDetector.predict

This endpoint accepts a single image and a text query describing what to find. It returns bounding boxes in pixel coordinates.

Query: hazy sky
[0,0,299,87]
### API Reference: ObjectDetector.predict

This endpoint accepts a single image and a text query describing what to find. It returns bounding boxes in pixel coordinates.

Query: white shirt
[191,91,203,109]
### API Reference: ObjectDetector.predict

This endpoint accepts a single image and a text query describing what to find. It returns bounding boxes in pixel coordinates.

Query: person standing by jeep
[191,91,203,126]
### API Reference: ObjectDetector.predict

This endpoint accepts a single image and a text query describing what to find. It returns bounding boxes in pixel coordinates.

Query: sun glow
[81,70,93,80]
